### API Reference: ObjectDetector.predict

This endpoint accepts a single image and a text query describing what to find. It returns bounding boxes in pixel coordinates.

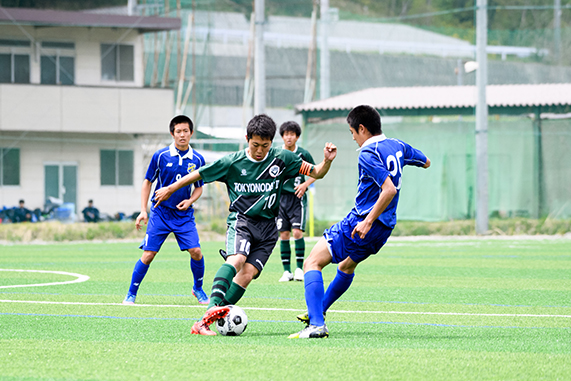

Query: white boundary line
[1,299,571,319]
[0,269,90,289]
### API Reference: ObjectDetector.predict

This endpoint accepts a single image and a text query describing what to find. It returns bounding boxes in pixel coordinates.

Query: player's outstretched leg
[123,259,149,305]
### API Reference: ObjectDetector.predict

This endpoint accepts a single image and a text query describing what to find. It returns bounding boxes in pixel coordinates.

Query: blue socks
[128,259,149,296]
[305,268,355,326]
[304,270,325,326]
[128,256,205,297]
[190,257,205,290]
[322,268,354,313]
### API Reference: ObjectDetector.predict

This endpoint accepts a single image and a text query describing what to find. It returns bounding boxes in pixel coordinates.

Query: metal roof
[296,83,571,118]
[0,7,180,32]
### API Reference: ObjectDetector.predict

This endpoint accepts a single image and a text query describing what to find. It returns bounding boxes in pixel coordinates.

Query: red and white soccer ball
[216,305,248,336]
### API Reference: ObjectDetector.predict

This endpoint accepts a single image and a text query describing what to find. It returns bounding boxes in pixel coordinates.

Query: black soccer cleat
[219,249,228,261]
[296,312,326,325]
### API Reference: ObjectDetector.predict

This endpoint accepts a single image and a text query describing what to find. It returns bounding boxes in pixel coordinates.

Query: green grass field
[1,237,571,380]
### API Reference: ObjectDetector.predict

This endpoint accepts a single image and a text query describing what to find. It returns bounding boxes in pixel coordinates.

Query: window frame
[100,43,135,83]
[40,41,76,85]
[0,147,21,186]
[100,149,134,186]
[0,40,31,84]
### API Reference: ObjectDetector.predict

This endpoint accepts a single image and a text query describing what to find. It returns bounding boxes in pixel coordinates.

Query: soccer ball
[216,305,248,336]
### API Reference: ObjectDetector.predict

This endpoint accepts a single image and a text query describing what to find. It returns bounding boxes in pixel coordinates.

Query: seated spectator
[13,199,32,223]
[82,200,100,223]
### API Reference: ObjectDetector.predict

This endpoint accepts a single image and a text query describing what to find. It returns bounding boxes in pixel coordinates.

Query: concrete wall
[0,132,146,218]
[0,25,144,87]
[0,84,174,134]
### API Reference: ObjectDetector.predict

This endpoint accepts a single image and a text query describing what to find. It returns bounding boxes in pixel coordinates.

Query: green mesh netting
[304,116,571,222]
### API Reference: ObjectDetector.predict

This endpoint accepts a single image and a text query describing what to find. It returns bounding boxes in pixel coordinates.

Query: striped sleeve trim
[299,161,313,176]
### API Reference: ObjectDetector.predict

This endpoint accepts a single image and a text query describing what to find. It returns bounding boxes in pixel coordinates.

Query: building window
[0,40,30,84]
[0,147,20,186]
[40,42,75,85]
[101,44,134,82]
[100,149,134,186]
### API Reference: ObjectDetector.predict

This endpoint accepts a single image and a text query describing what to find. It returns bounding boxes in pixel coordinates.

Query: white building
[0,7,178,219]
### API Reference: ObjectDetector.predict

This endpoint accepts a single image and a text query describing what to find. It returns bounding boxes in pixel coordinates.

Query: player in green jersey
[277,121,316,283]
[154,114,337,336]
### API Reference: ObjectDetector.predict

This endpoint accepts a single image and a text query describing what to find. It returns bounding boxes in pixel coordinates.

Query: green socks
[295,238,305,269]
[280,239,291,272]
[222,282,246,305]
[208,263,237,309]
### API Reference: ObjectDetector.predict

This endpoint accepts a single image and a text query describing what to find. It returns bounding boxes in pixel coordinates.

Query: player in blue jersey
[289,105,431,339]
[123,115,209,306]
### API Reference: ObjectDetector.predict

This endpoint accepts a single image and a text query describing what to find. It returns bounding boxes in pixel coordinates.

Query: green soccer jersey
[198,147,306,220]
[281,145,315,196]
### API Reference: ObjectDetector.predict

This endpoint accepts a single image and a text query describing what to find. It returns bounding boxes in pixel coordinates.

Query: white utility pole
[254,0,266,115]
[128,0,136,15]
[475,0,489,235]
[554,0,561,64]
[320,0,330,100]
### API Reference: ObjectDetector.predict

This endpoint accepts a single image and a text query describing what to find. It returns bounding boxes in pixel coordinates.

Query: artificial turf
[1,238,570,380]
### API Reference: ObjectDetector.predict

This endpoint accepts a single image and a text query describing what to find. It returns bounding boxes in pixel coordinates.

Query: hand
[351,219,372,240]
[177,199,192,211]
[323,142,337,162]
[294,183,308,198]
[154,186,173,207]
[135,211,148,231]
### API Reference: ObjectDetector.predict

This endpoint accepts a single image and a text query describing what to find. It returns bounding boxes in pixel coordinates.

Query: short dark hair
[346,105,382,135]
[88,199,93,204]
[247,114,276,141]
[169,115,193,134]
[19,199,24,204]
[279,121,302,137]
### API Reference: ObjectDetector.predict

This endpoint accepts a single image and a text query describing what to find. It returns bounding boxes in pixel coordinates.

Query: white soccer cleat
[288,324,329,339]
[279,270,293,282]
[293,268,304,281]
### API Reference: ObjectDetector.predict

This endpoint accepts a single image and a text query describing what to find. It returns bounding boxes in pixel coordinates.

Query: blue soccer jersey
[354,134,427,228]
[146,143,205,210]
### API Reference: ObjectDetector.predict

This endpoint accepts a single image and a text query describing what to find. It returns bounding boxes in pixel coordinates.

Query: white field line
[0,269,90,289]
[1,299,571,319]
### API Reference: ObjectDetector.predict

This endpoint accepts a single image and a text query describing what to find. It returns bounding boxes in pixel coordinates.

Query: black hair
[246,114,276,141]
[88,199,93,203]
[19,199,24,204]
[169,115,193,134]
[346,105,382,135]
[279,121,302,137]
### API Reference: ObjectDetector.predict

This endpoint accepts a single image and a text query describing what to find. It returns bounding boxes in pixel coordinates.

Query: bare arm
[351,176,397,239]
[135,179,153,231]
[176,185,204,211]
[294,176,317,198]
[307,142,337,180]
[154,170,203,207]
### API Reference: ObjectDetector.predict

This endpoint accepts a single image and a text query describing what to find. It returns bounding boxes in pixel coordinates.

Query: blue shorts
[324,211,393,264]
[140,205,200,252]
